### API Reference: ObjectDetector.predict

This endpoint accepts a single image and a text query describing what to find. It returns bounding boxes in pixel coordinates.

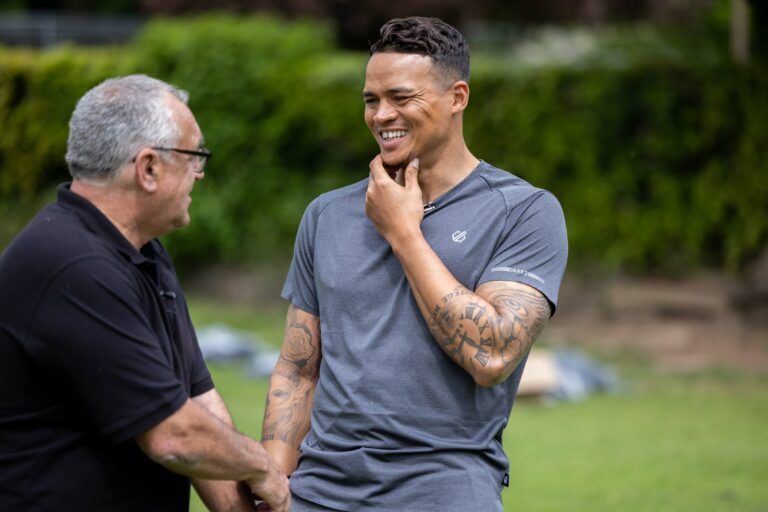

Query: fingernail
[412,157,420,169]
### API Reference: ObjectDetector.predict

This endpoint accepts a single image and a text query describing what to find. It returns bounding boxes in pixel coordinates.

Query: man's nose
[373,101,397,123]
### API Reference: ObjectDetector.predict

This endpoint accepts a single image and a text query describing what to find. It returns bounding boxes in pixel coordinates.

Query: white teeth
[381,130,408,140]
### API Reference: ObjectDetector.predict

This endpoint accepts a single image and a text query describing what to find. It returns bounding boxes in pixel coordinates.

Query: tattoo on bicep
[490,287,550,337]
[281,305,319,374]
[488,286,551,368]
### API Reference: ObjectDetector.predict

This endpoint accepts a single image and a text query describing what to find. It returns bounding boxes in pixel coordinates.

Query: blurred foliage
[0,45,132,196]
[1,15,766,273]
[468,57,768,271]
[129,16,369,264]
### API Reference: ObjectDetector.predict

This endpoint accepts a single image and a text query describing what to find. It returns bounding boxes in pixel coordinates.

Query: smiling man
[0,75,289,512]
[261,17,568,512]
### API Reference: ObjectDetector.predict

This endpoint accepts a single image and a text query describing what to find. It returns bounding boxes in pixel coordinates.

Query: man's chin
[381,154,408,171]
[382,161,404,178]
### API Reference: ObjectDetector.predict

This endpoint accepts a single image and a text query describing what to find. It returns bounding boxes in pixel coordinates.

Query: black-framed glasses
[152,146,212,173]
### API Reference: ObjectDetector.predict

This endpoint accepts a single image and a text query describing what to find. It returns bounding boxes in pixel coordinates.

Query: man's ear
[133,148,160,192]
[450,80,470,113]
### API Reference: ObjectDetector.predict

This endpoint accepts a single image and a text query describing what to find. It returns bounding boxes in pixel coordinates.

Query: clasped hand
[365,155,424,245]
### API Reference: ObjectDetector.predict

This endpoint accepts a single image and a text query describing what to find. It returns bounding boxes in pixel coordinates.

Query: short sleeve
[281,201,320,315]
[477,191,568,312]
[29,257,188,443]
[184,301,215,398]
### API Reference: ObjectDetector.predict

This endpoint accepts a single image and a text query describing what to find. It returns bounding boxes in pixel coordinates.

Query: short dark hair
[370,17,470,83]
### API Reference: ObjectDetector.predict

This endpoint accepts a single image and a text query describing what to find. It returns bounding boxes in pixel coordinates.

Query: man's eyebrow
[363,87,416,97]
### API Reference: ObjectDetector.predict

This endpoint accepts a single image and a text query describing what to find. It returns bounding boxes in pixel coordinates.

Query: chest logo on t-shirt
[451,230,467,243]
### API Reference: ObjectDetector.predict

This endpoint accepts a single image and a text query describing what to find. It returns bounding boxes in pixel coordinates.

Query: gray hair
[65,74,189,181]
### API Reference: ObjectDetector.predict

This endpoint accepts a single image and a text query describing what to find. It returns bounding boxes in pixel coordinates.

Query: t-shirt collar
[423,160,486,213]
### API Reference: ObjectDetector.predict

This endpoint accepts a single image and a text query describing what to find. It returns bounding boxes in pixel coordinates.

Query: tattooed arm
[394,238,550,387]
[366,156,552,387]
[261,305,321,475]
[424,281,550,387]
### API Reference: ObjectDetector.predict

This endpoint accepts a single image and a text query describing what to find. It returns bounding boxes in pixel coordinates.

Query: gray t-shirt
[282,161,568,511]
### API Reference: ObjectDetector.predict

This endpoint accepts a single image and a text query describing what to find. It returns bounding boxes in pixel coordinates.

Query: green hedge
[467,58,768,271]
[1,16,766,273]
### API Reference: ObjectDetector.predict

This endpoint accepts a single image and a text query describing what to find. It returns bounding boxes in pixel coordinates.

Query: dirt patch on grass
[545,271,768,371]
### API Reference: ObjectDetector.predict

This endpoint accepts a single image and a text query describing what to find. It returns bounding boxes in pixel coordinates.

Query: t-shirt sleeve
[281,201,320,316]
[477,191,568,312]
[29,257,188,444]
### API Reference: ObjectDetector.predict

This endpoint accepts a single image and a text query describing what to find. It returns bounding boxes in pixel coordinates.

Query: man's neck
[70,178,147,250]
[417,144,479,204]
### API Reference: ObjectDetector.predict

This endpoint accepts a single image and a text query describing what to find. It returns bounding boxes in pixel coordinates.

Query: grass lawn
[187,298,768,512]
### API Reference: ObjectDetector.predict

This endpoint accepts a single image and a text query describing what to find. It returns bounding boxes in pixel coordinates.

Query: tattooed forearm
[431,291,492,369]
[439,287,474,304]
[261,305,321,449]
[261,385,314,447]
[427,282,551,386]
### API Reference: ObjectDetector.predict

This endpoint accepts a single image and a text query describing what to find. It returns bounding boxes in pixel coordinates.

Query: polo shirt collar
[56,183,155,266]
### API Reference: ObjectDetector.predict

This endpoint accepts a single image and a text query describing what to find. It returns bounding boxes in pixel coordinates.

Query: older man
[262,16,568,512]
[0,75,289,512]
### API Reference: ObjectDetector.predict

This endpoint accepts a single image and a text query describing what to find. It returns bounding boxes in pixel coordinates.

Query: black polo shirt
[0,184,214,511]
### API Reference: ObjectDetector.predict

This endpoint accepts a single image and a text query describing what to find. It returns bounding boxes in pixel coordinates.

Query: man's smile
[380,129,409,140]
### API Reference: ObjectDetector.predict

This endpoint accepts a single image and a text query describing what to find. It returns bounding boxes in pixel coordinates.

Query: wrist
[244,440,276,481]
[388,228,425,256]
[244,462,273,489]
[262,439,300,475]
